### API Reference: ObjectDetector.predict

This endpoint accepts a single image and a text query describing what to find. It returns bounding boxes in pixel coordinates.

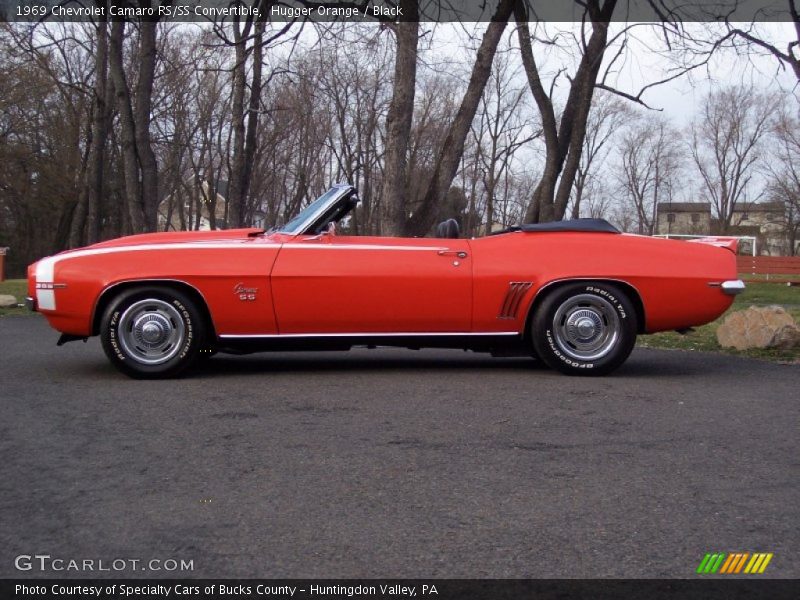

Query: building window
[691,213,700,223]
[667,213,676,223]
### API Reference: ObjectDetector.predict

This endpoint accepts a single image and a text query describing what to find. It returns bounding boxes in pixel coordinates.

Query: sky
[423,20,799,124]
[403,20,798,210]
[611,22,799,124]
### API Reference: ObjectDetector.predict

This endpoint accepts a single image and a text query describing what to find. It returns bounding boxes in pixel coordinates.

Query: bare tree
[567,91,630,219]
[515,0,618,223]
[471,43,538,232]
[71,13,111,246]
[315,28,392,234]
[107,14,162,232]
[768,109,800,254]
[0,25,92,265]
[405,0,517,236]
[618,116,682,235]
[213,2,298,228]
[380,1,419,236]
[2,23,98,247]
[690,85,778,232]
[514,1,721,223]
[404,71,461,224]
[717,4,800,82]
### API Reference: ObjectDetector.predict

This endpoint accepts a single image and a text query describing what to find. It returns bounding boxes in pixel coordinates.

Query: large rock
[0,294,17,308]
[716,305,800,350]
[772,324,800,351]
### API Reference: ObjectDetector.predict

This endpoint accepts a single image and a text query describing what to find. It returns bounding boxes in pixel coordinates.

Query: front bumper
[25,296,37,311]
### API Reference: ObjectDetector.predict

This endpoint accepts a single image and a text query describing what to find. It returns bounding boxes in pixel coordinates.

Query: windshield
[277,188,341,234]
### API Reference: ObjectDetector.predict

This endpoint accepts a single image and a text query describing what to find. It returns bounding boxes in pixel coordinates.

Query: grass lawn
[0,279,30,317]
[638,282,800,363]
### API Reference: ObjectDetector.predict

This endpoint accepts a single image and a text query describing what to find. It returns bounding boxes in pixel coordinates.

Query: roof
[657,203,711,213]
[735,201,784,212]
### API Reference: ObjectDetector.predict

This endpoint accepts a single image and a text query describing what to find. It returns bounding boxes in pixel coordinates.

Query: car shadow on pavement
[71,347,735,380]
[185,348,712,379]
[192,352,545,377]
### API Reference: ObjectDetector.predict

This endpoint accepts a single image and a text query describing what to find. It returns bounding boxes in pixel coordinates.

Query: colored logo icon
[697,552,773,574]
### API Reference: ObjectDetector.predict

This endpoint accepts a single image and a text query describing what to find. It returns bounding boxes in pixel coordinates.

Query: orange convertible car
[27,184,743,378]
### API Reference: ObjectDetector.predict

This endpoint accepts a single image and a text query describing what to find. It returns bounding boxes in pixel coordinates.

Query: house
[655,202,712,236]
[730,202,787,256]
[656,200,790,255]
[158,178,228,231]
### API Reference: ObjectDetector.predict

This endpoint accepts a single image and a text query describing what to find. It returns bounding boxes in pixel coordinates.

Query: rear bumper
[25,296,37,311]
[720,280,745,296]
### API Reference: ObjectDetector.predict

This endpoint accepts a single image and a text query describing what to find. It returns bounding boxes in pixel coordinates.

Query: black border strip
[2,579,800,600]
[1,0,797,23]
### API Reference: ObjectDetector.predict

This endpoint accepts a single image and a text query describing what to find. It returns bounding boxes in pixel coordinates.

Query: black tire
[196,346,218,362]
[100,286,206,379]
[531,282,637,376]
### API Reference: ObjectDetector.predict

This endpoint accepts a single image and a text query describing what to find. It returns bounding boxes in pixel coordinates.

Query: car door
[270,234,473,334]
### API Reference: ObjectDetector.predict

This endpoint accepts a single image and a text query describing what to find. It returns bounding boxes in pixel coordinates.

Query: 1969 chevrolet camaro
[27,184,744,378]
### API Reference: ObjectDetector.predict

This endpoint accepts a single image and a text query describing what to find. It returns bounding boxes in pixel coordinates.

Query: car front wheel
[100,287,205,379]
[532,282,637,376]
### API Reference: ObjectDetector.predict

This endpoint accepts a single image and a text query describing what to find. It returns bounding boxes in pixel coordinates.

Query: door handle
[437,250,468,259]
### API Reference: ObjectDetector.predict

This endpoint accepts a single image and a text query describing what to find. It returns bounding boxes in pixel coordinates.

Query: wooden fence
[737,256,800,284]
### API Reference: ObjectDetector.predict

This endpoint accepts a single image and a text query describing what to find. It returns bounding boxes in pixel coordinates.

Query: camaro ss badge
[234,283,258,302]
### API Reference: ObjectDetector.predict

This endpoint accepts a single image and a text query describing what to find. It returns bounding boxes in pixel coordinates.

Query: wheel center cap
[575,317,596,338]
[141,321,164,343]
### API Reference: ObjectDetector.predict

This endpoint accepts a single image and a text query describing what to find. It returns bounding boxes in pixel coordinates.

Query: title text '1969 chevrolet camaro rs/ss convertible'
[27,184,744,378]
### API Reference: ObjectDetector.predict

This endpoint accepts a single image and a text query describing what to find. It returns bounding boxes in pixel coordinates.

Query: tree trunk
[516,0,616,223]
[405,0,515,236]
[134,18,159,231]
[86,14,110,243]
[108,20,145,233]
[227,20,251,228]
[241,19,266,226]
[68,160,90,247]
[381,2,419,236]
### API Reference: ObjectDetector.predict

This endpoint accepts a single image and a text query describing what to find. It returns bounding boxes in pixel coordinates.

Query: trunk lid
[687,236,739,254]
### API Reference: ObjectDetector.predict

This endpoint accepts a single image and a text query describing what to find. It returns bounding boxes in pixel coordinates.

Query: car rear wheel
[100,287,205,379]
[532,282,637,376]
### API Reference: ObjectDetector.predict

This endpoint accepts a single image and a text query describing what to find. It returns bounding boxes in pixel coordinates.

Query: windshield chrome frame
[278,184,354,235]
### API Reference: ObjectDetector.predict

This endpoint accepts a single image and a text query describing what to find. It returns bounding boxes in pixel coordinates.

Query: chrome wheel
[552,294,621,361]
[117,298,186,365]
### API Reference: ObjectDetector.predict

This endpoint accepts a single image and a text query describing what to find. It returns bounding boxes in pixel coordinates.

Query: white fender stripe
[37,290,56,311]
[35,257,58,309]
[36,256,57,282]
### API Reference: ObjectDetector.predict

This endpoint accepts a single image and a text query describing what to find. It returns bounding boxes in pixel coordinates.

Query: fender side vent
[498,282,532,319]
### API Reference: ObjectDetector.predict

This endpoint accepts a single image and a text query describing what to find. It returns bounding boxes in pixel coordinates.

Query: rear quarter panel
[470,232,737,333]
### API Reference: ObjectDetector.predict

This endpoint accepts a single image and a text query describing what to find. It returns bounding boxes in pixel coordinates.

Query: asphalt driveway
[1,315,798,578]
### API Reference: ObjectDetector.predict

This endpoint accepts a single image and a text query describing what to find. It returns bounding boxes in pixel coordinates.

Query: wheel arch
[523,278,646,338]
[92,279,216,339]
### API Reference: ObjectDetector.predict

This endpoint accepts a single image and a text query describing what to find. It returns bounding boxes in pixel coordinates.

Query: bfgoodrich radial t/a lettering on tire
[532,282,638,376]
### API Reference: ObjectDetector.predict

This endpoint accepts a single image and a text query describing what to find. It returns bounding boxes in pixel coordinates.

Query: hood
[86,228,265,249]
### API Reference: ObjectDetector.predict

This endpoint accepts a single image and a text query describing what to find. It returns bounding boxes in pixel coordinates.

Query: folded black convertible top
[492,218,620,235]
